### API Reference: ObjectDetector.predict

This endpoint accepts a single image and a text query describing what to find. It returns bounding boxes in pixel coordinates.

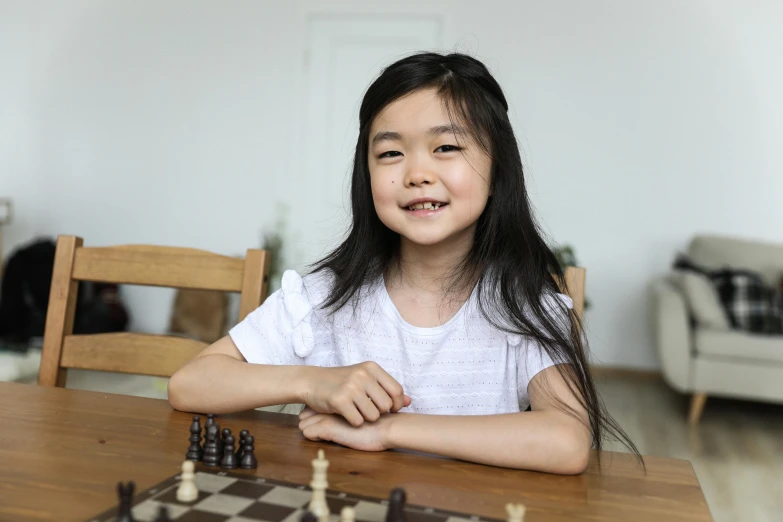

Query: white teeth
[408,202,443,211]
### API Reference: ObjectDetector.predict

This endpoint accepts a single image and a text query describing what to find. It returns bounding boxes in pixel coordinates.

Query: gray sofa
[651,234,783,424]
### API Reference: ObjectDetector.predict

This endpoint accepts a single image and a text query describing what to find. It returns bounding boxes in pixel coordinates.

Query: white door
[290,15,444,270]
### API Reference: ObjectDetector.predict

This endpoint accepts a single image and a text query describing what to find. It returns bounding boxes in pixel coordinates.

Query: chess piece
[236,429,249,460]
[385,488,407,522]
[239,435,257,469]
[205,413,216,431]
[186,415,203,461]
[176,460,199,502]
[214,423,223,457]
[154,505,172,522]
[308,449,330,522]
[220,434,238,469]
[202,424,220,467]
[341,506,356,522]
[115,481,136,522]
[505,503,526,522]
[220,428,231,460]
[300,511,318,522]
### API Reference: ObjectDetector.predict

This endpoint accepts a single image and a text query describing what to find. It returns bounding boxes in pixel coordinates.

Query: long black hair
[310,51,643,468]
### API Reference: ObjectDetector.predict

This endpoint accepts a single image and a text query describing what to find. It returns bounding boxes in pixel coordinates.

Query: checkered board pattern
[87,468,505,522]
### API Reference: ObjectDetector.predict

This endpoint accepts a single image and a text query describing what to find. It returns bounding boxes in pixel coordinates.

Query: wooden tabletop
[0,382,713,522]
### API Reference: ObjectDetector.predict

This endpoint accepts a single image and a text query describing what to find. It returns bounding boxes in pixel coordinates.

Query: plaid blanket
[674,255,783,335]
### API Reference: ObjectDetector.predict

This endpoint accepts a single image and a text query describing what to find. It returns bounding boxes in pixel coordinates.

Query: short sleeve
[228,270,318,365]
[511,292,574,408]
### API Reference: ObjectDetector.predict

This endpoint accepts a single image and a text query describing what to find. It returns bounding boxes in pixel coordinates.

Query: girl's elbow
[559,437,591,475]
[167,370,190,412]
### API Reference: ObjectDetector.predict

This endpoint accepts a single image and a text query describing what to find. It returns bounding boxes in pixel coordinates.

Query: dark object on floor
[0,238,130,348]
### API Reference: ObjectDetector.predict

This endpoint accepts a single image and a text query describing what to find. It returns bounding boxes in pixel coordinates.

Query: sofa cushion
[687,235,783,287]
[695,329,783,364]
[673,271,730,330]
[710,269,783,335]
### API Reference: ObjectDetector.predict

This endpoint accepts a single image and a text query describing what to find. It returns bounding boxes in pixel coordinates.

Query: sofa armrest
[650,276,693,393]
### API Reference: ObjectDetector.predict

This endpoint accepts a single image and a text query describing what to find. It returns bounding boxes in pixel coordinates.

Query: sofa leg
[688,392,707,424]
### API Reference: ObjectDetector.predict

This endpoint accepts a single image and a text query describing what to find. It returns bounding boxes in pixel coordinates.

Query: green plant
[260,203,289,293]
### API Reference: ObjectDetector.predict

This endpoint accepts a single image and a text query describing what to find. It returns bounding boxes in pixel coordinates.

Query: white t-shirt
[229,269,573,415]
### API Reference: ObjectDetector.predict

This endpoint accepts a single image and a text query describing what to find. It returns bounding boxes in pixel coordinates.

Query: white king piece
[308,449,330,522]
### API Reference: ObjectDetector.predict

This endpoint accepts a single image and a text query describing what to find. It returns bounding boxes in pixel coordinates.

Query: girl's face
[368,88,492,250]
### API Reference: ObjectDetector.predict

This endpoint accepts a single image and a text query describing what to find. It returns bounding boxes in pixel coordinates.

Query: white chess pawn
[340,506,355,522]
[505,503,526,522]
[176,460,199,503]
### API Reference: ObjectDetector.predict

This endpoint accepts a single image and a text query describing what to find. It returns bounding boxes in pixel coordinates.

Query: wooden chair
[38,235,270,387]
[561,266,587,322]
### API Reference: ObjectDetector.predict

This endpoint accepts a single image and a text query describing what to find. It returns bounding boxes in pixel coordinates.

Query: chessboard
[86,466,506,522]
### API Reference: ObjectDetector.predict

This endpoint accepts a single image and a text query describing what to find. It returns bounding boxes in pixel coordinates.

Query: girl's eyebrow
[371,124,467,147]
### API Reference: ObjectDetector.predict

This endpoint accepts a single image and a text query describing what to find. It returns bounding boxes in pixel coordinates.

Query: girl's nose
[404,161,436,187]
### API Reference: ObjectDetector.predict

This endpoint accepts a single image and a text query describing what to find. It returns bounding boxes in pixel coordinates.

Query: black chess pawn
[115,481,136,522]
[185,415,203,461]
[154,505,171,522]
[220,428,231,459]
[220,434,238,469]
[202,424,220,467]
[236,429,249,461]
[239,434,257,469]
[214,423,223,457]
[385,488,407,522]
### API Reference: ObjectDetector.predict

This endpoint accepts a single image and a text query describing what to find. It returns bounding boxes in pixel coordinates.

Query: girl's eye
[436,145,462,153]
[378,151,402,159]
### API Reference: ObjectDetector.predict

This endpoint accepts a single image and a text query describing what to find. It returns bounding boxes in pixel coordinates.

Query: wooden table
[0,382,713,522]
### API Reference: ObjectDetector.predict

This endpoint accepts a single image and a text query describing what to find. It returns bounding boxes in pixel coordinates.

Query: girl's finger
[299,407,317,420]
[298,413,325,431]
[354,393,381,423]
[366,382,394,413]
[335,400,365,427]
[370,367,406,413]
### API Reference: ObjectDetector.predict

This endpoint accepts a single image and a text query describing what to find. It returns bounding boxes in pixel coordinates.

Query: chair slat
[38,236,83,387]
[71,245,245,291]
[60,333,208,377]
[563,266,587,321]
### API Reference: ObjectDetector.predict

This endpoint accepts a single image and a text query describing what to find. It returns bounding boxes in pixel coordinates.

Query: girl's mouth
[403,202,448,216]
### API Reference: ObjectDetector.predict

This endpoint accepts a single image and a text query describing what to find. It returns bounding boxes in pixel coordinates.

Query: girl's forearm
[168,354,311,414]
[385,411,590,474]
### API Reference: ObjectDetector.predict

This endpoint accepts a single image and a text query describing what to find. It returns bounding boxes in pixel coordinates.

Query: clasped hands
[298,362,411,451]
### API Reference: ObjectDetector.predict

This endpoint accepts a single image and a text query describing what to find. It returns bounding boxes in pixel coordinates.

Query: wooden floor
[596,375,783,522]
[19,369,782,522]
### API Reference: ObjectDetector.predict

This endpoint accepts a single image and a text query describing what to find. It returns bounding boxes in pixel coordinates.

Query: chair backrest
[561,266,586,322]
[38,235,270,387]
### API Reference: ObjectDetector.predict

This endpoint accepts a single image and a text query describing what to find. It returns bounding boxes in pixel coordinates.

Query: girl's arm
[168,336,313,414]
[299,365,592,474]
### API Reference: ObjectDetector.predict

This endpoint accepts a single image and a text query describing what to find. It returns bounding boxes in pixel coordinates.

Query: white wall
[2,0,781,368]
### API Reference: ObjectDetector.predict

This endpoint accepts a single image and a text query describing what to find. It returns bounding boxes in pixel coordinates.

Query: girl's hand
[298,407,393,452]
[301,362,411,426]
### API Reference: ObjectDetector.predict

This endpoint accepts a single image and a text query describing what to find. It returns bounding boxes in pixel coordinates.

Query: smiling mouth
[404,202,448,211]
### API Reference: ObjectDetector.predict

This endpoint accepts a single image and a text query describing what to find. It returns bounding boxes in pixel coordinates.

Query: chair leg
[688,392,707,425]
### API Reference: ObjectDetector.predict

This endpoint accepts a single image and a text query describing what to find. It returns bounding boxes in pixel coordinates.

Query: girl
[169,51,641,474]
